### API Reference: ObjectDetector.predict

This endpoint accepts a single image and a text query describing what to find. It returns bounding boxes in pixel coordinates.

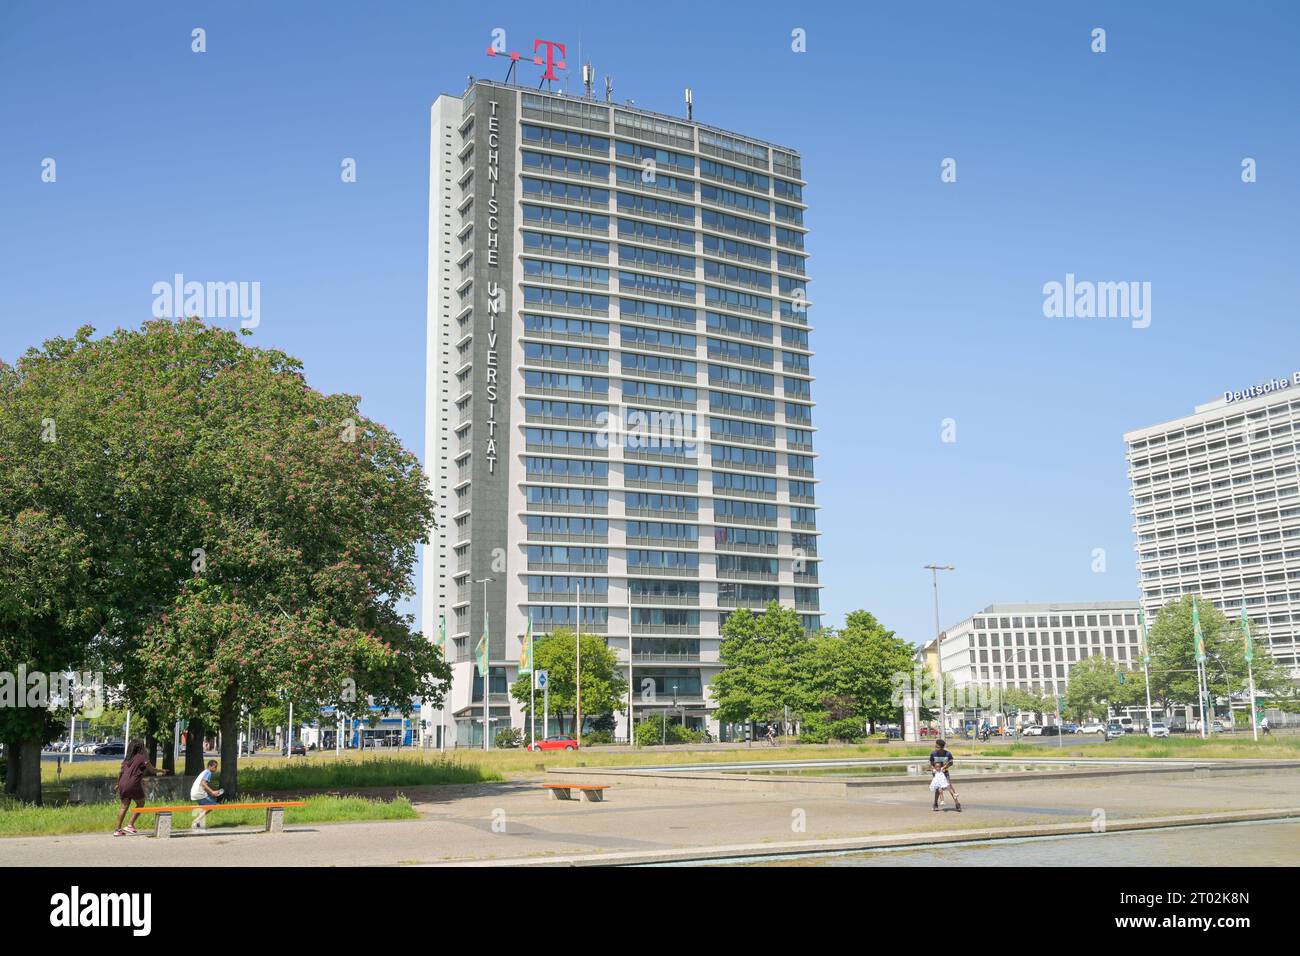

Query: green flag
[1192,596,1207,664]
[475,613,489,678]
[519,615,533,675]
[1138,608,1151,665]
[1240,609,1254,664]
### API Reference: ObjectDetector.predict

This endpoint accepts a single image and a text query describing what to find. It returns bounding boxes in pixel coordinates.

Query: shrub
[634,718,705,746]
[582,730,614,746]
[799,713,831,744]
[828,718,866,743]
[494,728,523,749]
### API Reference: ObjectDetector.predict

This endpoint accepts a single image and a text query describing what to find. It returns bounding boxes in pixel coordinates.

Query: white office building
[1126,376,1300,677]
[938,601,1143,699]
[420,69,822,745]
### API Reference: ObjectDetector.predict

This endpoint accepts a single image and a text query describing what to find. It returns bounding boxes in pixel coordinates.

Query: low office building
[937,601,1143,708]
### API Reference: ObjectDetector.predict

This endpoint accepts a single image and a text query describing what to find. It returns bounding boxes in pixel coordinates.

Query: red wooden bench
[542,783,608,802]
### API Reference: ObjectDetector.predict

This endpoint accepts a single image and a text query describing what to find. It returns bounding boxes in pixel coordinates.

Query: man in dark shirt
[929,739,961,811]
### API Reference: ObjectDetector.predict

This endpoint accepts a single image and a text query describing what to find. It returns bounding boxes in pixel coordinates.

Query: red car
[529,735,579,752]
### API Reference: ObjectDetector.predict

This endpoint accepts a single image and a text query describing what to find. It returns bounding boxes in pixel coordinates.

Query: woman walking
[114,740,167,836]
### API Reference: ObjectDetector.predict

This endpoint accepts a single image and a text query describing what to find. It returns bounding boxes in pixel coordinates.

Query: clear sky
[2,1,1297,645]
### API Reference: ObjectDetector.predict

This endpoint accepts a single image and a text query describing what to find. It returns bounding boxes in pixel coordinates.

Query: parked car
[1105,722,1127,740]
[283,742,306,756]
[1061,722,1079,734]
[884,727,903,739]
[919,727,940,737]
[1148,722,1170,738]
[1040,725,1062,737]
[93,741,125,756]
[529,734,579,752]
[1020,724,1043,736]
[1077,721,1106,735]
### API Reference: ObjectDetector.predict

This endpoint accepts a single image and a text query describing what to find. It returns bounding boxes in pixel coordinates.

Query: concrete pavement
[4,765,1299,866]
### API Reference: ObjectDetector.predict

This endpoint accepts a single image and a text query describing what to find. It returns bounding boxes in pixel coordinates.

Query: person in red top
[114,740,167,836]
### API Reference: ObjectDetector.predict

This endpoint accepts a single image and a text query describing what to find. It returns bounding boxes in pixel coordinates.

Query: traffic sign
[536,670,549,690]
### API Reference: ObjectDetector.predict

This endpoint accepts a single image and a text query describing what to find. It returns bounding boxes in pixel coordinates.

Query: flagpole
[1139,609,1153,732]
[1242,610,1258,742]
[528,613,536,750]
[1196,656,1206,738]
[1247,659,1258,741]
[575,580,582,743]
[439,614,447,752]
[627,585,634,747]
[1193,597,1207,738]
[476,577,493,751]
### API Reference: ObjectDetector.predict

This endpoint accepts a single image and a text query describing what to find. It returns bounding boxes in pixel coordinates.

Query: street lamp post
[475,577,493,751]
[924,564,955,738]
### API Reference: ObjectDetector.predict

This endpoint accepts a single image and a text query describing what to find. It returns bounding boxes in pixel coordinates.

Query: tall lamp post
[475,577,494,751]
[924,565,955,737]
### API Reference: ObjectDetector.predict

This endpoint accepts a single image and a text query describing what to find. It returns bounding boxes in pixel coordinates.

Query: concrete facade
[1126,379,1300,677]
[422,79,822,745]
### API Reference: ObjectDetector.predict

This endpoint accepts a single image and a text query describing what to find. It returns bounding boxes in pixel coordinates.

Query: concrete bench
[133,801,306,837]
[543,783,608,802]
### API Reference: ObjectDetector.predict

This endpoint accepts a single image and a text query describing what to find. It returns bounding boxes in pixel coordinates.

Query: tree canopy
[0,320,448,800]
[711,605,916,738]
[509,628,626,737]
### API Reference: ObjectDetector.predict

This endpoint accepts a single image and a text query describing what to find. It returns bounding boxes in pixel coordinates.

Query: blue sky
[2,1,1297,644]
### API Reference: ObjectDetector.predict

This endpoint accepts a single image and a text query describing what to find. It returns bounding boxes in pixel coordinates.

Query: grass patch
[0,793,418,838]
[38,753,502,792]
[239,756,500,791]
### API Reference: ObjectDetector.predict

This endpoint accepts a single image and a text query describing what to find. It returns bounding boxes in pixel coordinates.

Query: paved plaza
[5,765,1298,866]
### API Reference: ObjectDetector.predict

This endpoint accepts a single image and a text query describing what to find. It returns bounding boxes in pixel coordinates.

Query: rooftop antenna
[582,63,594,99]
[685,87,693,121]
[604,75,613,102]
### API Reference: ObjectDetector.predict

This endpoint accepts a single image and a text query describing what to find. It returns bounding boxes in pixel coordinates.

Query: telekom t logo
[485,38,567,82]
[533,39,566,81]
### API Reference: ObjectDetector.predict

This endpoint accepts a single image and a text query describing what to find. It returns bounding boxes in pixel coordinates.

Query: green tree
[1146,595,1295,718]
[711,604,815,731]
[807,610,915,732]
[2,320,449,799]
[0,511,95,803]
[509,628,626,736]
[1065,653,1140,719]
[1003,688,1058,724]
